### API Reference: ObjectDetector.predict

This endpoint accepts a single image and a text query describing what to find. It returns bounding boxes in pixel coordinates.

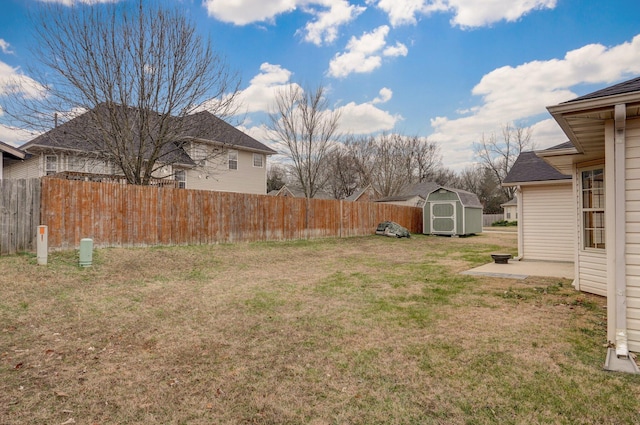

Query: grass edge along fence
[39,178,423,250]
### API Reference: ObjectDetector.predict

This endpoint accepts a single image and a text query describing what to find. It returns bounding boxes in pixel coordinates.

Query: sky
[2,0,640,171]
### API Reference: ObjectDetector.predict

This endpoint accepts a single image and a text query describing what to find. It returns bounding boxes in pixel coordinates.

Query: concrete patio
[462,259,574,280]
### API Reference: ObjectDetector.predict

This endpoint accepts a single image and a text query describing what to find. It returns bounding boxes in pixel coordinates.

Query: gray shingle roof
[376,181,482,209]
[503,149,572,184]
[20,104,276,165]
[0,140,25,160]
[564,76,640,103]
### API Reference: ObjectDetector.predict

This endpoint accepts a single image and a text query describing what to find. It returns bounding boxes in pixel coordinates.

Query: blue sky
[2,0,640,170]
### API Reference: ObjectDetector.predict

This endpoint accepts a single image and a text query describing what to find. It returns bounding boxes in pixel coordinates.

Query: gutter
[515,185,524,260]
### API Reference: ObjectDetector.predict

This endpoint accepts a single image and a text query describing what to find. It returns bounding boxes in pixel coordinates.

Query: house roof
[345,184,372,202]
[376,193,424,203]
[20,104,276,165]
[0,141,26,160]
[503,147,572,185]
[267,184,334,199]
[565,76,640,103]
[501,197,517,207]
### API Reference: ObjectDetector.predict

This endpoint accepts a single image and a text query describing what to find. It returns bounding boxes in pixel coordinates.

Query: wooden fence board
[0,178,41,255]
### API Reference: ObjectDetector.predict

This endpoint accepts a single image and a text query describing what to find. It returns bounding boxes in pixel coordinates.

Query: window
[253,153,263,168]
[581,168,605,249]
[506,212,511,219]
[174,169,186,189]
[45,155,58,176]
[228,150,238,170]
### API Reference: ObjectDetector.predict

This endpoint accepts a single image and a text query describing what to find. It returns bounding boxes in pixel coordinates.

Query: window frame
[253,153,264,168]
[174,169,186,189]
[45,155,58,176]
[580,166,605,250]
[228,149,238,170]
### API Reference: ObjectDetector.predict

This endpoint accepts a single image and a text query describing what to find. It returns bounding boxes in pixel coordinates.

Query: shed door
[431,202,456,234]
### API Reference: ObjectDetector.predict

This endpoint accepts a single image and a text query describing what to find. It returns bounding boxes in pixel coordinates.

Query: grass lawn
[1,232,639,424]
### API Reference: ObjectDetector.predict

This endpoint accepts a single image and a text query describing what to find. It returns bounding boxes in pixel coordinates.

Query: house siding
[625,118,640,350]
[577,250,607,296]
[3,157,40,179]
[184,150,267,194]
[520,183,574,262]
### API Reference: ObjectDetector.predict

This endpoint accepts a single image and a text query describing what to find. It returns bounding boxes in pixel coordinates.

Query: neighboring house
[345,184,377,202]
[267,184,334,199]
[375,181,441,208]
[502,145,574,264]
[538,75,640,362]
[0,141,26,180]
[500,197,518,221]
[2,104,277,194]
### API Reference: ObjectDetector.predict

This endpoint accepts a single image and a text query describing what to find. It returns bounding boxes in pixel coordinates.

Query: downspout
[515,185,523,260]
[614,103,628,358]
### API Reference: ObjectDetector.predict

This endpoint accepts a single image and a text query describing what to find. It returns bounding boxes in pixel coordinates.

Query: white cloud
[428,34,640,170]
[372,87,393,104]
[337,100,400,134]
[235,65,400,138]
[0,39,14,55]
[371,0,556,28]
[0,61,46,100]
[301,0,366,46]
[204,0,363,46]
[0,124,37,146]
[203,0,297,25]
[235,62,300,114]
[328,25,407,78]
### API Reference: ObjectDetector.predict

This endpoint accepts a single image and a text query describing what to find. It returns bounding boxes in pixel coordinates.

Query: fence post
[37,225,48,265]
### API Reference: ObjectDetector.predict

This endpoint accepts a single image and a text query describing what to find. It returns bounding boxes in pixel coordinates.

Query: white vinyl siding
[576,250,607,296]
[520,183,574,262]
[624,117,640,350]
[2,157,39,179]
[185,149,267,194]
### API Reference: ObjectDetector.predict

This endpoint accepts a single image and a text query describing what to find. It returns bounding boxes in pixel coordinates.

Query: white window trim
[253,153,264,168]
[580,165,605,251]
[228,149,238,170]
[174,169,186,189]
[45,154,58,176]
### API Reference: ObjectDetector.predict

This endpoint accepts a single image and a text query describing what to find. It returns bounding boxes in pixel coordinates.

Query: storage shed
[423,187,483,236]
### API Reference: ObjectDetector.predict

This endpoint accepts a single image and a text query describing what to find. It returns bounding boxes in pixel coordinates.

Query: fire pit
[491,253,512,264]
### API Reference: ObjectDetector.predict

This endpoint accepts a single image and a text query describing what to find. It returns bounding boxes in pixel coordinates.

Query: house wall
[503,205,517,221]
[184,150,267,194]
[520,183,575,263]
[624,118,640,350]
[3,156,40,179]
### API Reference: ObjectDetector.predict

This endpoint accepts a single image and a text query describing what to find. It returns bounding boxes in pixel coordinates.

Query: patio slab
[462,259,574,280]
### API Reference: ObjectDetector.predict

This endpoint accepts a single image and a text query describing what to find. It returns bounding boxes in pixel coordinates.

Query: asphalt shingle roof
[503,148,572,184]
[20,104,276,164]
[564,76,640,103]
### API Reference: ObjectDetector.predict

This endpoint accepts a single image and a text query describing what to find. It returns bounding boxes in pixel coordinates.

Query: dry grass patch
[1,233,639,424]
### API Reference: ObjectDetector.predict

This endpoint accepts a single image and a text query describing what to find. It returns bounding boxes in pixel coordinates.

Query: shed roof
[429,186,483,209]
[503,144,572,185]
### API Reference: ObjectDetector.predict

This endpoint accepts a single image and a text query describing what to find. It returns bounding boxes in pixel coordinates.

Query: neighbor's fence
[482,214,504,227]
[0,178,41,255]
[40,178,422,250]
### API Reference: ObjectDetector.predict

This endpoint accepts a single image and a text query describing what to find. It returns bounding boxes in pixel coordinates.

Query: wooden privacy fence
[483,214,504,226]
[0,178,41,255]
[40,178,423,250]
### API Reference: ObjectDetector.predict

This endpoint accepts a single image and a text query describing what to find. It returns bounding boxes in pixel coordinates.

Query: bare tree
[474,123,533,199]
[322,147,361,199]
[266,163,288,192]
[3,0,240,185]
[346,133,442,198]
[268,84,341,198]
